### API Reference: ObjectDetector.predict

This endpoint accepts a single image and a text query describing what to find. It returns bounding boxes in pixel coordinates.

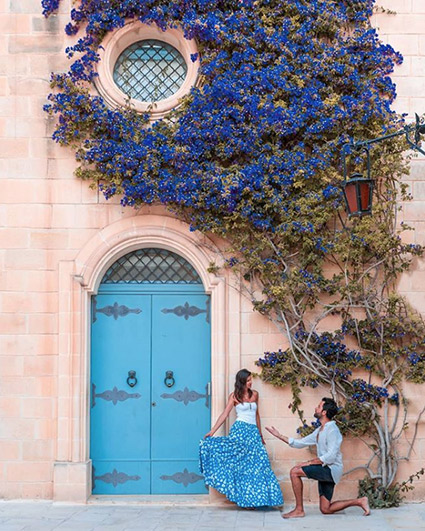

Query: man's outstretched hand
[265,426,280,438]
[266,426,289,444]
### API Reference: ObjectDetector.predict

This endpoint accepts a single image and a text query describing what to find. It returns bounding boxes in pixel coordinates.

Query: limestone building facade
[0,0,424,502]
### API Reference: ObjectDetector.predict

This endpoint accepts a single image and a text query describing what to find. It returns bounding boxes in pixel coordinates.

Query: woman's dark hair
[322,397,339,419]
[234,369,252,403]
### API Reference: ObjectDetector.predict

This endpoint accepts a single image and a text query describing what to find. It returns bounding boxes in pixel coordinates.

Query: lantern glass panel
[360,181,371,211]
[344,181,358,215]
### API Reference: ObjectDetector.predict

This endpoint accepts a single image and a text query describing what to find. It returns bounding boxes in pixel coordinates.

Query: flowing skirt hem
[203,478,283,508]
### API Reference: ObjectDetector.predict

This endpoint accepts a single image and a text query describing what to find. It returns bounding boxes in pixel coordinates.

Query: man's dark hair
[322,397,338,419]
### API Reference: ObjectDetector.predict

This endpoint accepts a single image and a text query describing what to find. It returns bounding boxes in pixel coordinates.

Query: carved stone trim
[206,298,211,324]
[56,214,228,503]
[94,22,200,120]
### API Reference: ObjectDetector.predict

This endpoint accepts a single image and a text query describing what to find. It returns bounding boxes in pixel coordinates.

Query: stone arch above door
[54,214,234,502]
[75,215,220,293]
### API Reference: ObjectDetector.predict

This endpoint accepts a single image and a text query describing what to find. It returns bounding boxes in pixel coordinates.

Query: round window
[113,40,188,103]
[94,22,199,119]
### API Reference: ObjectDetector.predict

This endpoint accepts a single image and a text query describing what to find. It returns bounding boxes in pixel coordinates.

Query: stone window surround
[53,215,239,502]
[94,21,200,119]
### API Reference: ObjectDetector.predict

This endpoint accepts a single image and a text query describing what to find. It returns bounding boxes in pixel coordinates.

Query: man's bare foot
[359,496,370,516]
[282,509,305,519]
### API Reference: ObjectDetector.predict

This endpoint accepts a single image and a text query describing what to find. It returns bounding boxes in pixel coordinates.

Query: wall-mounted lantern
[342,173,374,217]
[342,114,425,217]
[342,144,374,217]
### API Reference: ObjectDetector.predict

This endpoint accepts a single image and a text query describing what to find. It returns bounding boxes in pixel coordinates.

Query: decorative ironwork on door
[160,468,204,487]
[92,466,141,489]
[161,299,210,322]
[161,384,210,408]
[92,297,142,323]
[91,383,141,407]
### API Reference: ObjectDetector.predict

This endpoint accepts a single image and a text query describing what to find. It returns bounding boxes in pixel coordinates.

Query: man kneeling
[266,397,370,519]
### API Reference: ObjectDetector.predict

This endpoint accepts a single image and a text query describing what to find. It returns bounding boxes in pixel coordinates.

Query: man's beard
[313,412,320,419]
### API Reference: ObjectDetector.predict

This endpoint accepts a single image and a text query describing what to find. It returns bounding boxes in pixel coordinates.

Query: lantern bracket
[341,114,425,216]
[342,143,371,183]
[344,113,425,161]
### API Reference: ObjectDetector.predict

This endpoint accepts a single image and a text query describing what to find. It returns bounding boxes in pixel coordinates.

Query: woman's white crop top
[235,401,257,424]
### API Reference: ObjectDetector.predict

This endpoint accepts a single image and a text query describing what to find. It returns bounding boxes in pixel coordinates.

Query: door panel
[90,294,152,494]
[151,294,211,494]
[152,459,207,494]
[92,460,150,495]
[90,290,211,495]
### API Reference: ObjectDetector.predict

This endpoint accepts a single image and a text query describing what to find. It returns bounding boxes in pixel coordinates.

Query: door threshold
[88,494,212,506]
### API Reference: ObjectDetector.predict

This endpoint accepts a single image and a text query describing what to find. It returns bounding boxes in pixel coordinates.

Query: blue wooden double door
[90,285,211,495]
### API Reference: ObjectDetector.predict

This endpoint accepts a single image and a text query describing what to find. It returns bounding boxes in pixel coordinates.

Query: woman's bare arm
[255,391,265,444]
[204,393,235,438]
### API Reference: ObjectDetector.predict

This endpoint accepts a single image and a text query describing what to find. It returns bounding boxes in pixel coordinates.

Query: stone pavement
[0,500,424,530]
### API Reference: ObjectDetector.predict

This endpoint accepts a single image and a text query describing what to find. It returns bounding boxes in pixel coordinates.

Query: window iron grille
[113,39,188,102]
[101,248,202,284]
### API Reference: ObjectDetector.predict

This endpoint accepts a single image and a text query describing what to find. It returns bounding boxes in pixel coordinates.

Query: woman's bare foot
[282,508,305,519]
[359,496,370,516]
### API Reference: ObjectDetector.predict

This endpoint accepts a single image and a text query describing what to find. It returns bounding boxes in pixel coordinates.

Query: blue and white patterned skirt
[199,420,283,507]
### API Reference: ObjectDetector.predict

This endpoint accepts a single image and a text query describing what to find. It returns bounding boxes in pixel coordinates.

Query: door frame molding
[54,214,234,502]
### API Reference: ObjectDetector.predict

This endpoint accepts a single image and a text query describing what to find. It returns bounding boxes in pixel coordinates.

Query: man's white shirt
[288,420,343,483]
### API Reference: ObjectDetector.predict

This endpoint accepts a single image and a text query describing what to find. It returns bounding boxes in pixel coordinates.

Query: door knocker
[127,370,137,388]
[164,370,175,388]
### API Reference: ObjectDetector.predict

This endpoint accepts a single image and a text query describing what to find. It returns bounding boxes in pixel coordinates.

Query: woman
[199,369,283,508]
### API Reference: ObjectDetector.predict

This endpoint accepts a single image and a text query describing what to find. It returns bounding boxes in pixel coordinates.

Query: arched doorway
[90,248,211,494]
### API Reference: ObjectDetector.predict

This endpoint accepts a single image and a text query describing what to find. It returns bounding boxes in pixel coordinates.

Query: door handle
[127,370,137,388]
[164,370,175,388]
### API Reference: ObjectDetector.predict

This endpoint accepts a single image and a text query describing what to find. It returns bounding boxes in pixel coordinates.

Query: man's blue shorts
[301,464,335,501]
